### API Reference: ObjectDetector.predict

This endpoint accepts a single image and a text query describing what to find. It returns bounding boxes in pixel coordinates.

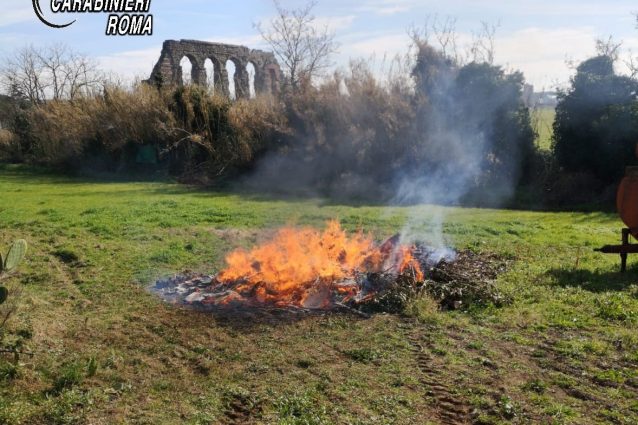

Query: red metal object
[617,167,638,238]
[596,166,638,272]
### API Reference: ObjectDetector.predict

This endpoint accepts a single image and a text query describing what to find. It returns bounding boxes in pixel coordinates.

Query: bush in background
[0,83,287,180]
[168,85,287,180]
[0,39,538,208]
[554,55,638,185]
[259,60,416,198]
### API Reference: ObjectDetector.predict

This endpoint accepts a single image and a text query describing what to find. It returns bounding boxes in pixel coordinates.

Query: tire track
[407,328,472,425]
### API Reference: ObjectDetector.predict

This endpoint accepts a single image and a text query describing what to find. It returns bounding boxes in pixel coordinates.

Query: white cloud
[332,32,415,81]
[471,0,636,17]
[356,0,417,16]
[208,35,266,48]
[354,0,628,17]
[337,25,623,88]
[313,15,356,32]
[347,33,410,57]
[96,46,161,81]
[494,27,598,88]
[0,4,33,28]
[255,13,356,34]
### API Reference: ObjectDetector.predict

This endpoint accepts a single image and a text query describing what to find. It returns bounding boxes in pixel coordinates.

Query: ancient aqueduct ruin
[148,40,281,98]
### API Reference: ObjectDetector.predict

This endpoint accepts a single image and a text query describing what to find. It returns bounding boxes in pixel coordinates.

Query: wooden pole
[621,228,630,273]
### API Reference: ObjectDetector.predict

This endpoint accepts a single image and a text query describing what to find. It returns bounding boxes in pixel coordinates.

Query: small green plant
[343,347,381,364]
[86,356,98,378]
[275,392,329,425]
[0,240,29,364]
[51,361,86,394]
[0,360,19,381]
[596,294,638,323]
[404,293,440,324]
[498,395,518,419]
[522,379,547,394]
[0,239,28,307]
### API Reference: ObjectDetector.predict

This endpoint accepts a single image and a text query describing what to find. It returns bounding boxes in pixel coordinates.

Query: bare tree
[626,53,638,79]
[256,0,339,92]
[38,44,68,100]
[1,44,103,103]
[408,16,460,64]
[408,17,499,66]
[469,21,499,65]
[595,36,622,61]
[2,47,47,103]
[432,17,459,62]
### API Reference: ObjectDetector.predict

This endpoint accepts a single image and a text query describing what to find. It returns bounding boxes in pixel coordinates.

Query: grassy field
[1,165,637,424]
[532,107,556,151]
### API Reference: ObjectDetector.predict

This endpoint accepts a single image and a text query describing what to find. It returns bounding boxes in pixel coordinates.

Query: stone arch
[247,55,265,94]
[263,63,281,95]
[204,56,223,93]
[190,54,207,86]
[246,61,257,98]
[204,58,214,91]
[232,57,250,99]
[225,59,237,99]
[148,40,281,96]
[224,57,250,100]
[178,55,194,85]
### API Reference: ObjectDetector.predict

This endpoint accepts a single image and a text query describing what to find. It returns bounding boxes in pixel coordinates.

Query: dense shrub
[259,61,416,198]
[554,55,638,185]
[402,43,535,206]
[0,129,16,157]
[168,86,287,179]
[7,84,175,169]
[0,95,32,162]
[251,43,535,204]
[246,47,535,205]
[0,84,286,178]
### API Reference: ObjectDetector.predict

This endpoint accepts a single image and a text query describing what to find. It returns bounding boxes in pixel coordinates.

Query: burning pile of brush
[153,220,507,313]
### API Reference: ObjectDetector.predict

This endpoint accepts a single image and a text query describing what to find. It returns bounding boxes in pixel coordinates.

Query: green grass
[532,107,556,151]
[1,164,638,424]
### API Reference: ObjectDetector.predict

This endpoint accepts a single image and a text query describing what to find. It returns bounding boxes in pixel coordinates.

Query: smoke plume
[240,43,534,252]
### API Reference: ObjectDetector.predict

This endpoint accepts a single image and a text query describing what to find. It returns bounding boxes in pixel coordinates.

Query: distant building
[531,92,558,108]
[522,84,558,108]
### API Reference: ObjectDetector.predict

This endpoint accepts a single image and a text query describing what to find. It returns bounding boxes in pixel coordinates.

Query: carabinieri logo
[32,0,153,35]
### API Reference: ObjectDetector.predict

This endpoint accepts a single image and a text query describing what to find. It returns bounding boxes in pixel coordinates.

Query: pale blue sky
[1,0,637,88]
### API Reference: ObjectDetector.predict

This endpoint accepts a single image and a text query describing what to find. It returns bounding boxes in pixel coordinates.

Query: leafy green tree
[453,62,535,186]
[410,43,535,205]
[553,55,638,183]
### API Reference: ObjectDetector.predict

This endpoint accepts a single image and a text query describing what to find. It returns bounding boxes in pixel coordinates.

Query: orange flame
[217,221,423,308]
